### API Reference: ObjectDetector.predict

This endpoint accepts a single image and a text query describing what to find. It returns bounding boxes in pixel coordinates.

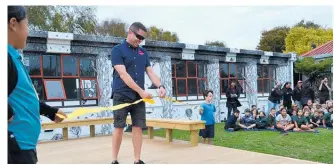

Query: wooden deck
[37,134,318,164]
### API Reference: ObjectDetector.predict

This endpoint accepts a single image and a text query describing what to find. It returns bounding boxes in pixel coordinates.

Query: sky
[96,6,332,50]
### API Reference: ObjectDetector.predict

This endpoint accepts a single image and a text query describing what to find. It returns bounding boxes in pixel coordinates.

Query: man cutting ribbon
[110,22,166,164]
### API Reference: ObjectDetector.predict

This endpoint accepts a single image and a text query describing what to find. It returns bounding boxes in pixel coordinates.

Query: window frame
[172,60,208,101]
[27,55,43,78]
[43,79,67,100]
[61,54,80,78]
[257,64,276,97]
[24,53,99,107]
[80,78,100,100]
[79,57,97,78]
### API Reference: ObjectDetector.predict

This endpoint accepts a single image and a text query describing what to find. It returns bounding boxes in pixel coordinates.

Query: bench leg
[190,130,198,146]
[62,127,68,140]
[90,125,95,137]
[148,127,154,139]
[165,129,173,143]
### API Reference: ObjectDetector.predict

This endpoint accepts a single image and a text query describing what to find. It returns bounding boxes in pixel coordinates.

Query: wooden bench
[41,117,205,146]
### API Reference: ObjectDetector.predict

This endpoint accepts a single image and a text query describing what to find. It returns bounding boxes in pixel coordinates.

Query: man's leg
[112,127,124,161]
[111,94,130,163]
[130,101,146,163]
[132,126,143,161]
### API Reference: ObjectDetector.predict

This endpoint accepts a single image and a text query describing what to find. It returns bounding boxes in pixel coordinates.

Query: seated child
[267,108,276,129]
[225,110,241,131]
[319,111,325,127]
[323,107,333,128]
[310,110,321,128]
[293,109,317,132]
[321,104,328,114]
[240,109,256,129]
[291,109,297,119]
[289,104,298,116]
[303,111,314,128]
[315,103,323,113]
[256,111,267,129]
[276,108,295,134]
[276,106,284,116]
[326,100,333,110]
[252,108,259,120]
[303,105,310,113]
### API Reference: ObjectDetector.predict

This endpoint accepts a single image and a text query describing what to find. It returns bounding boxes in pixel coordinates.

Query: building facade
[22,31,296,141]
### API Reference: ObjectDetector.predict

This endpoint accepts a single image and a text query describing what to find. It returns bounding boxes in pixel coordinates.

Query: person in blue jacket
[8,6,67,164]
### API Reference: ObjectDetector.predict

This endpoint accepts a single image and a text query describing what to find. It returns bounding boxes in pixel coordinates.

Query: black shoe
[134,160,145,164]
[111,160,119,164]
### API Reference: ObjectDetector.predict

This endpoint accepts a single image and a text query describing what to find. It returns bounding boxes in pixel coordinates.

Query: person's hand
[199,108,203,115]
[54,109,67,123]
[158,87,166,98]
[8,116,13,123]
[321,79,325,84]
[277,81,281,86]
[139,90,153,99]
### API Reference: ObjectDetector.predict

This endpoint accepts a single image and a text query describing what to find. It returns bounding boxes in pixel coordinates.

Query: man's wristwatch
[158,85,165,89]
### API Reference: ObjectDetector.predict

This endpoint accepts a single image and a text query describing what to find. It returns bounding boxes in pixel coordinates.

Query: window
[172,60,207,100]
[81,78,99,99]
[43,55,61,77]
[43,79,67,100]
[257,65,276,96]
[31,78,45,100]
[25,54,99,107]
[26,55,42,77]
[220,63,246,98]
[80,58,96,77]
[62,55,79,76]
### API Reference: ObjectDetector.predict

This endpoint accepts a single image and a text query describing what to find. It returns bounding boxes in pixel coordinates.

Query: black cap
[245,108,251,113]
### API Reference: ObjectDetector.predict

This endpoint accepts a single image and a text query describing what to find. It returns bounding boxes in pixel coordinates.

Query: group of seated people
[224,100,333,134]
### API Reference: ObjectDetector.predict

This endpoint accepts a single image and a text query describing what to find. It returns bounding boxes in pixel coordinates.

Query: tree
[96,19,128,37]
[146,26,179,42]
[25,6,97,34]
[205,40,227,47]
[285,26,333,55]
[294,19,321,29]
[295,57,333,96]
[256,26,290,52]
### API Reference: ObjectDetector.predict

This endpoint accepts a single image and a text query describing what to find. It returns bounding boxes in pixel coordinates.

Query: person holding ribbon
[110,22,166,164]
[8,6,67,164]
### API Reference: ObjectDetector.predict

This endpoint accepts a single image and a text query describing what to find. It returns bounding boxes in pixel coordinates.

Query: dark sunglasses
[131,30,145,40]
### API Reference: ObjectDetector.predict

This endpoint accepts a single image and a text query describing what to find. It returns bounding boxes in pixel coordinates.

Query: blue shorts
[199,124,215,138]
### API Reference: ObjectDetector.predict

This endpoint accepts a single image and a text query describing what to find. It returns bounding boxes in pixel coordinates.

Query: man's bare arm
[146,66,162,87]
[114,65,144,94]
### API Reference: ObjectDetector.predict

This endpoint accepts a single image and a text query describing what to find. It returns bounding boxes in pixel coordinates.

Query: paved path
[37,134,318,164]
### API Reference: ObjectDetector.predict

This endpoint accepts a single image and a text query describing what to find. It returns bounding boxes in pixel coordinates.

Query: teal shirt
[200,102,216,125]
[8,44,41,150]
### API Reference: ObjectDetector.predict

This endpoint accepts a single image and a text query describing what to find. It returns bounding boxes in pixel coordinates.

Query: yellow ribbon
[56,97,183,120]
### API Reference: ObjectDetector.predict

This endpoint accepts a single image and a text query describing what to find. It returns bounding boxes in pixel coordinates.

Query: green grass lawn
[143,123,333,164]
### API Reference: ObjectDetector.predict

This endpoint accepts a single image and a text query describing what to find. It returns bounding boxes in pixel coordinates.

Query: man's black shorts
[199,124,215,138]
[112,93,146,128]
